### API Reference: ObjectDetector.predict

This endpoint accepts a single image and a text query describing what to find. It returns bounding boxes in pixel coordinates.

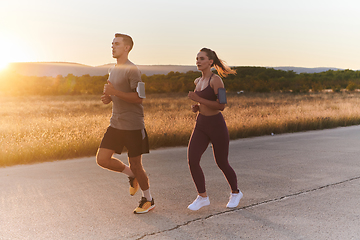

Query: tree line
[1,67,360,96]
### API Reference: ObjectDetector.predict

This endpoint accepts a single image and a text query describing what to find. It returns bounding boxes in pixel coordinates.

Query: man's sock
[121,165,135,178]
[142,189,152,201]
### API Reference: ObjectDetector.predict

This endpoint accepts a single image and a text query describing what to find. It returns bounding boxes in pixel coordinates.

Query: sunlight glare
[0,38,12,71]
[0,55,9,72]
[0,35,33,71]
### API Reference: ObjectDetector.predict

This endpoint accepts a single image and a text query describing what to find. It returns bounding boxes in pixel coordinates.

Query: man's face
[112,37,128,59]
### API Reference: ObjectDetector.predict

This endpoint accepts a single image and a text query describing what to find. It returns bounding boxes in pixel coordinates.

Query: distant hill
[7,62,199,77]
[7,62,113,77]
[6,62,350,77]
[272,66,343,74]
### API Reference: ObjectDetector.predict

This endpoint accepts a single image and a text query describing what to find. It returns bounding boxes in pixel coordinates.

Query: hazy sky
[1,0,359,69]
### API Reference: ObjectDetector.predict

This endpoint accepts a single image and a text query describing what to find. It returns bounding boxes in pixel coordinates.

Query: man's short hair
[115,33,134,52]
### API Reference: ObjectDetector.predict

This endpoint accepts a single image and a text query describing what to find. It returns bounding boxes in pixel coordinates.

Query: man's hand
[103,80,117,96]
[101,94,112,104]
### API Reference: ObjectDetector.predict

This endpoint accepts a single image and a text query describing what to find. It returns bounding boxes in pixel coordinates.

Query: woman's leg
[188,127,210,195]
[209,117,238,192]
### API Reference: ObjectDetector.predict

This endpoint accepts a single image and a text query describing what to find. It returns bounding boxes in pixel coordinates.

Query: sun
[0,35,33,71]
[0,56,9,72]
[0,60,9,72]
[0,38,13,71]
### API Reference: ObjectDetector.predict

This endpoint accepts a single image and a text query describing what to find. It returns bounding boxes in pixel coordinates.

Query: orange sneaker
[133,197,155,214]
[128,177,139,196]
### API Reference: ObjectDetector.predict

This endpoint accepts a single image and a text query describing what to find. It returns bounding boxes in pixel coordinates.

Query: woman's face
[196,51,213,71]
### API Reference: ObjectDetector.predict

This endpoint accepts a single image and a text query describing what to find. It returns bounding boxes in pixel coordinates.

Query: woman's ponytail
[200,48,236,77]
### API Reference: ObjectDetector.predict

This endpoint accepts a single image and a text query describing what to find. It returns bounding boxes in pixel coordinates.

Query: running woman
[96,33,154,214]
[187,48,243,211]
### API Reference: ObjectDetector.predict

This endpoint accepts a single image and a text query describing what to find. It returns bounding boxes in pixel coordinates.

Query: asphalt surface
[1,125,360,240]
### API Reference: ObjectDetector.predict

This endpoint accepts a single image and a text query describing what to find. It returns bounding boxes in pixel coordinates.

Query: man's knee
[96,155,107,168]
[96,149,112,168]
[129,155,143,172]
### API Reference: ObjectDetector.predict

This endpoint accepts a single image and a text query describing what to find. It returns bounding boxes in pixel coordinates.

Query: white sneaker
[226,191,243,208]
[188,196,210,211]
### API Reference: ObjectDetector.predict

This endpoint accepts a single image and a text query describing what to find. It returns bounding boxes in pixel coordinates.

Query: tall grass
[224,93,360,138]
[0,95,110,166]
[1,92,360,167]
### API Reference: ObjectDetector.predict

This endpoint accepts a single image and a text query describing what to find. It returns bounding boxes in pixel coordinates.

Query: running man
[96,33,154,214]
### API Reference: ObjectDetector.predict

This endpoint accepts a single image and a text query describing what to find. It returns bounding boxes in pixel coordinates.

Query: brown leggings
[187,113,238,193]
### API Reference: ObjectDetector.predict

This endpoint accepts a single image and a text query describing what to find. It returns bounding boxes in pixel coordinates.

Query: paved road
[1,126,360,240]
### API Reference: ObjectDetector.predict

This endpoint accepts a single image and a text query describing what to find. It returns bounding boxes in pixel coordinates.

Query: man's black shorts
[99,126,149,157]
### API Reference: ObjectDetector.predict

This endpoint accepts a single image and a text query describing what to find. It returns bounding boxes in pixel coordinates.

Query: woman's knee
[188,157,203,173]
[214,156,230,170]
[213,147,229,169]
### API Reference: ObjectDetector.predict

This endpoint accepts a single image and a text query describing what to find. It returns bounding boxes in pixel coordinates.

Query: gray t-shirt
[108,60,145,130]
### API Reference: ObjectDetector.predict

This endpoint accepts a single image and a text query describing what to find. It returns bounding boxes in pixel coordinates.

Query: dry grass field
[1,92,360,167]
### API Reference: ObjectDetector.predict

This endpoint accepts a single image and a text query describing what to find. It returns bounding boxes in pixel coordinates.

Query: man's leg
[96,148,139,196]
[130,155,155,214]
[129,155,149,194]
[96,148,133,176]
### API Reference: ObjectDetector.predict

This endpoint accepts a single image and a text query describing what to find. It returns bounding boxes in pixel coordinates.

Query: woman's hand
[191,104,199,113]
[188,91,201,102]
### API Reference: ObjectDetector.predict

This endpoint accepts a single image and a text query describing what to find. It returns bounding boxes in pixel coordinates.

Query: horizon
[5,62,355,79]
[6,61,354,71]
[1,0,360,71]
